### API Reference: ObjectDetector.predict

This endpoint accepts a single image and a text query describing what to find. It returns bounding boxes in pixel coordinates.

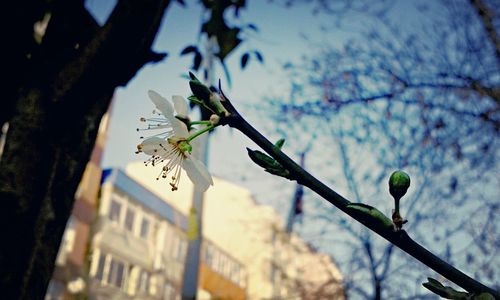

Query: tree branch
[219,92,499,297]
[470,0,500,64]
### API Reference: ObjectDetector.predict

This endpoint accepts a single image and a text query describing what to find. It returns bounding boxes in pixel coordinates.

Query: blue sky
[84,0,434,221]
[85,0,343,205]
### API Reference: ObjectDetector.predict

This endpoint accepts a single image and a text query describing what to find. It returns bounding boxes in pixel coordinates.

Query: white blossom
[136,90,213,191]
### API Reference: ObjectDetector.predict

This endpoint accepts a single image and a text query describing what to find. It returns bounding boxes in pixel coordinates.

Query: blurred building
[126,162,345,299]
[47,163,344,299]
[46,114,344,300]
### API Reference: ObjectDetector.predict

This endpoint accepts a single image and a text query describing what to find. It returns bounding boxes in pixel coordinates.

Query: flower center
[151,138,194,191]
[177,140,192,154]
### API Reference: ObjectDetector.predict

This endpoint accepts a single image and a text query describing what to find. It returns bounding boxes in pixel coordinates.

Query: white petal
[140,137,168,156]
[148,90,174,119]
[183,156,213,192]
[172,118,189,138]
[172,95,189,117]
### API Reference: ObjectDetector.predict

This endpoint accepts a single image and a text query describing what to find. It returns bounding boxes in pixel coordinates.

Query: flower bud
[189,72,211,102]
[389,170,410,200]
[209,114,220,125]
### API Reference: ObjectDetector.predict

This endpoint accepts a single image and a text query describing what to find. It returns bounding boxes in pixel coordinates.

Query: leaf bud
[389,170,410,200]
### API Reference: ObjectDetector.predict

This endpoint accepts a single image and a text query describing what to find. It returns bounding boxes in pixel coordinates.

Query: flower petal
[172,95,189,117]
[139,137,169,156]
[148,90,174,119]
[182,156,213,192]
[172,119,189,138]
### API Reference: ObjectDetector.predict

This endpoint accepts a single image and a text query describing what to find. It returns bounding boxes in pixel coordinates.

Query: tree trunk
[0,1,170,298]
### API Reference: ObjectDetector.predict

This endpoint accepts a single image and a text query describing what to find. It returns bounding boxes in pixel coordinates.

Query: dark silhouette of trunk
[0,1,170,298]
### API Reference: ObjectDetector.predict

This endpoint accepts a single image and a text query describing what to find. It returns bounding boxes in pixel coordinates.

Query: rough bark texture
[0,0,171,299]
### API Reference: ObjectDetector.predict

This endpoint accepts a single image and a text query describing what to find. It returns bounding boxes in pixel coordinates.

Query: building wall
[88,171,188,300]
[125,162,344,300]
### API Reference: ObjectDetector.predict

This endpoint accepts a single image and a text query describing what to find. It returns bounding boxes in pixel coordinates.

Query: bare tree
[262,0,499,298]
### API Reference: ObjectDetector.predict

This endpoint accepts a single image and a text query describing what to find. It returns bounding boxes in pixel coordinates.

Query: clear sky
[85,0,345,211]
[84,0,437,241]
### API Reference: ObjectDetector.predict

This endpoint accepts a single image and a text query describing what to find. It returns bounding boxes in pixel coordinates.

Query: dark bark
[0,0,171,299]
[1,0,49,126]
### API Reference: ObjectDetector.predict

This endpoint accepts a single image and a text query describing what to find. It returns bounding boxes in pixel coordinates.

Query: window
[204,244,213,265]
[108,198,122,223]
[139,270,150,294]
[107,257,125,288]
[201,241,244,286]
[124,207,135,232]
[140,217,150,239]
[91,250,128,290]
[231,264,240,285]
[225,258,233,278]
[115,261,125,287]
[239,268,246,288]
[218,255,226,275]
[171,235,186,261]
[209,248,216,270]
[94,252,106,282]
[179,238,187,261]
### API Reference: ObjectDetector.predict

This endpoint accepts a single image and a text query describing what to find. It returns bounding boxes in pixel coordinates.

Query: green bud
[188,72,211,102]
[389,170,410,200]
[188,72,197,81]
[346,203,393,228]
[274,138,286,150]
[474,293,495,300]
[187,95,204,106]
[209,93,229,116]
[422,277,470,299]
[247,148,291,179]
[188,73,228,115]
[188,95,213,112]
